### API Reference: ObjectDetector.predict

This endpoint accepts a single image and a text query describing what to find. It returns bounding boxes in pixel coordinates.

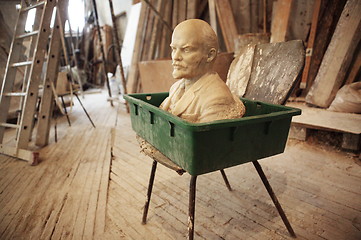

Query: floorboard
[0,90,360,239]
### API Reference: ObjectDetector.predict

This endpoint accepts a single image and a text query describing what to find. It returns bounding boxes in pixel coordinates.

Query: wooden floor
[0,91,360,239]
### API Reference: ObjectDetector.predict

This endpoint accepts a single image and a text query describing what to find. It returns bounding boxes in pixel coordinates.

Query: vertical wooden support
[305,0,347,94]
[300,0,322,89]
[126,2,147,93]
[208,0,218,35]
[17,0,57,149]
[214,0,238,52]
[270,0,293,43]
[108,0,130,112]
[36,0,69,147]
[91,0,113,106]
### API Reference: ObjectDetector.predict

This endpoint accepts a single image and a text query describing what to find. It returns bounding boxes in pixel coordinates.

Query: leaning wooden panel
[306,0,361,108]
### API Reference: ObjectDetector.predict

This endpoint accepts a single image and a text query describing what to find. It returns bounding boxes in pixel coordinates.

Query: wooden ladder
[0,0,67,164]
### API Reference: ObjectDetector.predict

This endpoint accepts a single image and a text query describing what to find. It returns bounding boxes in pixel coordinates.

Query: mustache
[172,62,186,68]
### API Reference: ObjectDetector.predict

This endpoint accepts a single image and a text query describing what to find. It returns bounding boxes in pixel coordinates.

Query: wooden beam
[345,45,361,85]
[126,3,147,93]
[270,0,293,43]
[305,0,347,93]
[306,0,361,108]
[208,0,217,34]
[299,0,322,89]
[214,0,238,52]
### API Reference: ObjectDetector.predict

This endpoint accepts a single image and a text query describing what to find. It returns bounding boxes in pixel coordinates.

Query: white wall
[86,0,133,26]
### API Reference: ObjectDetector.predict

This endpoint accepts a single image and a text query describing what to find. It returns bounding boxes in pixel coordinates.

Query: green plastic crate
[124,92,301,176]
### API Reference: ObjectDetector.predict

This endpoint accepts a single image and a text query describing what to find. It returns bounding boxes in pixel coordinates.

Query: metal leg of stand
[220,169,232,191]
[60,96,71,126]
[253,161,296,238]
[142,160,158,224]
[74,93,96,128]
[188,175,197,240]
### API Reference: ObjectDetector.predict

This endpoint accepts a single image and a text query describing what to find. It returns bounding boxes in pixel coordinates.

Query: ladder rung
[21,1,45,12]
[16,30,39,39]
[0,123,20,129]
[3,92,27,97]
[11,61,32,67]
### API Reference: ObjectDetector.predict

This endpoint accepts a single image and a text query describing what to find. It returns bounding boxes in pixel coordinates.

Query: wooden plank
[306,0,361,108]
[270,0,293,43]
[345,45,361,85]
[286,0,314,42]
[187,0,199,19]
[305,0,347,93]
[208,0,218,34]
[230,0,251,34]
[147,0,165,60]
[287,102,361,135]
[93,131,112,238]
[214,0,238,52]
[140,0,155,62]
[158,0,172,59]
[299,0,322,89]
[126,2,147,93]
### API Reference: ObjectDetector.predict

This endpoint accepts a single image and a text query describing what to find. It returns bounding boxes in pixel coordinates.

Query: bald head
[173,19,219,54]
[170,19,218,80]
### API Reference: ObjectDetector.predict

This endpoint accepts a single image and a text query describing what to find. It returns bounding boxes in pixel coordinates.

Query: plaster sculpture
[160,19,245,123]
[138,19,245,169]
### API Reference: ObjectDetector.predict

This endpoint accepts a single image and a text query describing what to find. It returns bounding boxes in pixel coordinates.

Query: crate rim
[124,92,301,131]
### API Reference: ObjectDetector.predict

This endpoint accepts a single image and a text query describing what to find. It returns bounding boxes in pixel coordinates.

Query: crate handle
[149,111,154,124]
[169,121,175,137]
[229,126,238,141]
[264,121,272,135]
[134,104,139,115]
[256,102,263,110]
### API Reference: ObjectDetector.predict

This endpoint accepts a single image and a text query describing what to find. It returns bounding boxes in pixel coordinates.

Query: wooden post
[270,0,293,43]
[214,0,238,52]
[208,0,217,34]
[108,0,130,112]
[299,0,321,89]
